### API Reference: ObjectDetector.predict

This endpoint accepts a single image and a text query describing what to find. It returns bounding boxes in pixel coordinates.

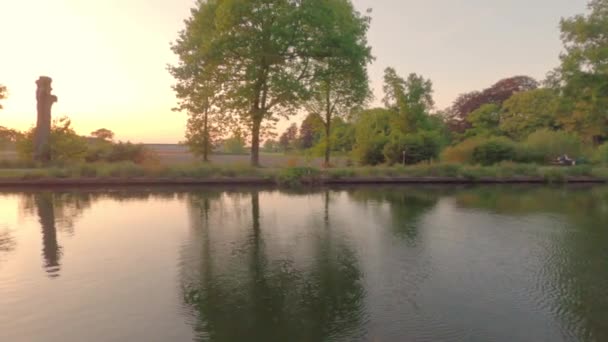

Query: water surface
[0,186,607,341]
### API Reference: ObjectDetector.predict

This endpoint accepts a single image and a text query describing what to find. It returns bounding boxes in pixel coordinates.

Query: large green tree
[169,7,229,163]
[464,103,502,138]
[554,0,608,143]
[383,68,434,134]
[299,112,324,149]
[499,89,560,140]
[303,0,372,166]
[171,0,327,166]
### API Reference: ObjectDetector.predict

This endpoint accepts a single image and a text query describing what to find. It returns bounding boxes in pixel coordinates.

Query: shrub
[16,117,88,163]
[472,137,516,165]
[593,143,608,165]
[523,129,582,163]
[383,131,441,165]
[276,167,320,187]
[353,135,389,166]
[441,137,489,164]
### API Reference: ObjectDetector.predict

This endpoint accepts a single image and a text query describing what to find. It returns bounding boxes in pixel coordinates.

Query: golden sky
[0,0,587,143]
[0,0,192,143]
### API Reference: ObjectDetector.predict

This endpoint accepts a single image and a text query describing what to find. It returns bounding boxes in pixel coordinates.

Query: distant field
[147,144,348,167]
[0,144,347,167]
[0,150,17,161]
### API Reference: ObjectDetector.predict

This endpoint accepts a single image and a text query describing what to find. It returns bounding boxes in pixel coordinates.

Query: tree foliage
[279,123,299,152]
[499,89,560,140]
[464,104,501,138]
[172,0,324,166]
[352,108,393,165]
[383,68,434,133]
[553,0,608,142]
[299,113,324,149]
[91,128,115,142]
[447,76,538,132]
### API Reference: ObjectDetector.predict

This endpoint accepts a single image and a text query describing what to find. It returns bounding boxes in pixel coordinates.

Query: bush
[594,143,608,165]
[522,129,582,163]
[441,137,489,164]
[472,137,516,165]
[276,167,320,187]
[16,117,88,163]
[383,131,441,165]
[353,135,389,166]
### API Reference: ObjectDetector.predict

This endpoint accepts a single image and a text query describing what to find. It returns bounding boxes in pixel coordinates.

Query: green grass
[0,161,605,186]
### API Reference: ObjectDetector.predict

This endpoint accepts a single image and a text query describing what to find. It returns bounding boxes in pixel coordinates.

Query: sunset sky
[0,0,588,143]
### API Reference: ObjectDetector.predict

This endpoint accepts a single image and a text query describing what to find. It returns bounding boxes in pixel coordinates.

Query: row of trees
[171,0,608,167]
[251,0,608,166]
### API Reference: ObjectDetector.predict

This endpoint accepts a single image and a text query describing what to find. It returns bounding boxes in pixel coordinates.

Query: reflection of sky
[0,195,195,342]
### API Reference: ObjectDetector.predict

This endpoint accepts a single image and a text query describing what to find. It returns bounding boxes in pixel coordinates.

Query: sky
[0,0,589,143]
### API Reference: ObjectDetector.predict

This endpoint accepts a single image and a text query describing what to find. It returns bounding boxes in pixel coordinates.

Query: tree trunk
[202,108,209,162]
[34,76,57,163]
[324,82,332,168]
[324,120,331,167]
[251,117,262,167]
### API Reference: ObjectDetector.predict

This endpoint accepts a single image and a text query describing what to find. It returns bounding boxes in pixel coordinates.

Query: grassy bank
[0,162,606,186]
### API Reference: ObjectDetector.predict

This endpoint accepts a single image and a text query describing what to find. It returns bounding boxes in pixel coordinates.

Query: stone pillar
[34,76,58,162]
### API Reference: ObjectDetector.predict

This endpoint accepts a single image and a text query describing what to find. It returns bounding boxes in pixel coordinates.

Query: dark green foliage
[472,137,516,165]
[383,131,441,165]
[276,167,320,187]
[353,135,389,166]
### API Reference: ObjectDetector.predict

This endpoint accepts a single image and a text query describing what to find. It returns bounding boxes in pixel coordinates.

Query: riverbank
[0,176,604,187]
[0,162,606,187]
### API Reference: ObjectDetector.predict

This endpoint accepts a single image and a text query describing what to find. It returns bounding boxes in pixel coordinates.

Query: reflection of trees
[453,185,608,341]
[34,193,62,277]
[346,186,442,243]
[0,231,15,253]
[17,188,188,277]
[181,190,365,341]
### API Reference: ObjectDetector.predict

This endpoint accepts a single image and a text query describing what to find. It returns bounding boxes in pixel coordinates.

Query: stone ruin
[34,76,58,162]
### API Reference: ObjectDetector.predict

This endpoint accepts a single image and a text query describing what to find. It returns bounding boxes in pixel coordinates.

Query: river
[0,186,607,341]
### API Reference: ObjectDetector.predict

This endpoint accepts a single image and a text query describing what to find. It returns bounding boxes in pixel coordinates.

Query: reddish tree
[447,76,538,133]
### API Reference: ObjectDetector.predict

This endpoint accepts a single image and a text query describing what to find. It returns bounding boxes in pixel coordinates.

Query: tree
[298,0,372,166]
[279,123,298,152]
[352,108,393,165]
[447,76,538,133]
[383,68,435,134]
[223,128,247,154]
[169,9,229,163]
[554,0,608,143]
[171,0,326,167]
[90,128,115,142]
[0,85,6,110]
[0,126,23,147]
[464,104,501,138]
[299,113,324,149]
[499,89,560,140]
[262,139,280,153]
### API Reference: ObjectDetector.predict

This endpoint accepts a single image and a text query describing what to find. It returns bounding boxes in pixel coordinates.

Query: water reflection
[181,190,366,341]
[34,193,62,277]
[0,186,607,341]
[346,186,442,244]
[453,186,608,341]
